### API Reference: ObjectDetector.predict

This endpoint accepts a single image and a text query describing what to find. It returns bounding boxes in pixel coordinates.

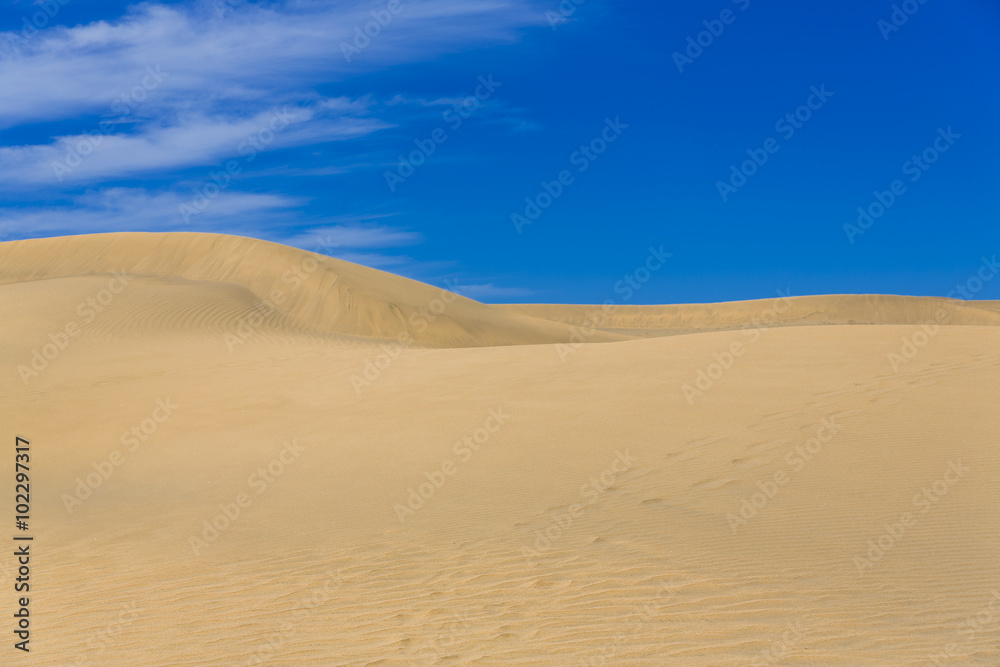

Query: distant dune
[1,233,998,665]
[2,232,995,344]
[500,294,1000,337]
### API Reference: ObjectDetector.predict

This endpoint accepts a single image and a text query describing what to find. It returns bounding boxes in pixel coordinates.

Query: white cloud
[0,1,543,129]
[0,187,304,239]
[335,251,420,269]
[452,282,534,300]
[0,1,543,185]
[0,101,387,185]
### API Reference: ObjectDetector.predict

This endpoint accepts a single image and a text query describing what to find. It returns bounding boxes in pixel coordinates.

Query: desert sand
[1,232,998,665]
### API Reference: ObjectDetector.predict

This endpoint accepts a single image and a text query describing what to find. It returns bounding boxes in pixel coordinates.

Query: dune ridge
[0,232,626,348]
[500,294,1000,336]
[1,232,998,665]
[3,233,997,346]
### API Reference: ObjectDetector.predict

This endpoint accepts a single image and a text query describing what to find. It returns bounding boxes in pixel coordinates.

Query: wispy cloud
[453,282,535,300]
[0,1,543,129]
[281,222,423,252]
[0,101,386,186]
[0,1,543,187]
[0,187,304,239]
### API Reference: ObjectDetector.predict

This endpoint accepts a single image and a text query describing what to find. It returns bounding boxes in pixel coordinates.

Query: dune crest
[3,233,996,347]
[0,232,625,348]
[500,294,1000,336]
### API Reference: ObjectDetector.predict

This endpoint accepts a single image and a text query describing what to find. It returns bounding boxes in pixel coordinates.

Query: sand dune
[500,294,1000,336]
[0,233,626,349]
[1,233,998,665]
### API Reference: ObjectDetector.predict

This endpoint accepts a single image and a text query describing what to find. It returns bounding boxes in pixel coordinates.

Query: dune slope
[0,233,626,348]
[1,232,998,666]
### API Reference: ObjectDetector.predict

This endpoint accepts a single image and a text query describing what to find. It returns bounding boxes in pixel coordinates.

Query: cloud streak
[0,101,386,186]
[0,1,542,186]
[0,188,303,238]
[0,1,542,129]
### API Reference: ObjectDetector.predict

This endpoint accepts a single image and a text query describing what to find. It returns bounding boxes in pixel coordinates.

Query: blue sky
[1,0,998,304]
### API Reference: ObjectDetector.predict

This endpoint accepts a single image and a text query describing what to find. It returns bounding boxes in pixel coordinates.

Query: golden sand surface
[1,233,997,665]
